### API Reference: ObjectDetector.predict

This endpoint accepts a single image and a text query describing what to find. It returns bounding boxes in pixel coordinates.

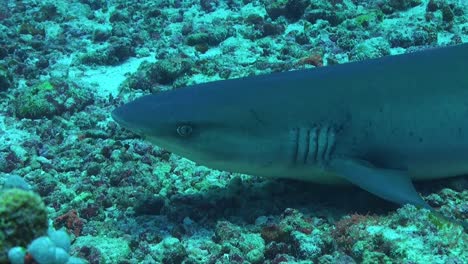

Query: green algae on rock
[14,79,93,119]
[121,58,193,91]
[0,65,13,92]
[0,189,48,263]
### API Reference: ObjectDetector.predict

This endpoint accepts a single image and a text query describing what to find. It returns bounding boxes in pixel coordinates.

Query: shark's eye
[176,124,193,137]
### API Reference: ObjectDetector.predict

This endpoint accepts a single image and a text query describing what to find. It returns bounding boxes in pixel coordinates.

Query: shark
[112,43,468,213]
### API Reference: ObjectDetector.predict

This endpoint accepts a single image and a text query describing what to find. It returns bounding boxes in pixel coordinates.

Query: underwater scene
[0,0,467,263]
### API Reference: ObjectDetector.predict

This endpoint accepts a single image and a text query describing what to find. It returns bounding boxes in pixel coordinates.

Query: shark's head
[111,85,277,171]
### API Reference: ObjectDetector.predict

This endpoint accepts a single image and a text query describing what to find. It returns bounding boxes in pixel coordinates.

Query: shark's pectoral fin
[329,158,431,209]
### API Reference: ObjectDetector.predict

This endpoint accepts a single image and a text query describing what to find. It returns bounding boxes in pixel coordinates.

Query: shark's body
[112,43,468,210]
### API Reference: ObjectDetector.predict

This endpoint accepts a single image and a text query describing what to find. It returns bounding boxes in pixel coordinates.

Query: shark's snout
[111,106,126,126]
[111,104,139,131]
[111,97,161,135]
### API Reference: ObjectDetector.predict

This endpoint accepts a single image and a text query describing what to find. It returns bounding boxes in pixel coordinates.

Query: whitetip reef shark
[112,43,468,223]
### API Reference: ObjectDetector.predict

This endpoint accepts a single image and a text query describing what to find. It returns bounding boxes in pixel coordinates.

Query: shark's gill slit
[302,128,311,164]
[317,126,328,163]
[308,128,318,164]
[290,128,300,164]
[293,126,336,166]
[297,128,309,164]
[324,127,336,161]
[289,127,337,165]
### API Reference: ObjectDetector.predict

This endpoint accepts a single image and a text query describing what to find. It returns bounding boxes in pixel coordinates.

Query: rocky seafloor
[0,0,467,263]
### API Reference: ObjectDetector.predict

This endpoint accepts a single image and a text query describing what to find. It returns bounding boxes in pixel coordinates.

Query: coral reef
[0,189,48,262]
[0,0,466,263]
[14,80,93,119]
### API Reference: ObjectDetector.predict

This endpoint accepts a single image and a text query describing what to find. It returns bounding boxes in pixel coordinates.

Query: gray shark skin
[112,43,468,211]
